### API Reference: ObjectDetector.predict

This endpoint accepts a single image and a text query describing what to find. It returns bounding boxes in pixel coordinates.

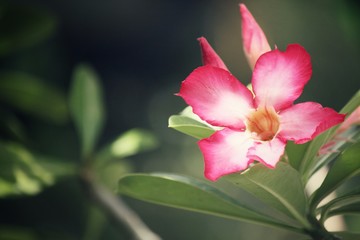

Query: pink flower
[177,4,345,181]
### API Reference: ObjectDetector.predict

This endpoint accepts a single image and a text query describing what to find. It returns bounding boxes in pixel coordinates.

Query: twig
[80,167,161,240]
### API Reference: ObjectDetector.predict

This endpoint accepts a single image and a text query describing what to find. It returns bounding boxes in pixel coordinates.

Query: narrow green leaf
[309,125,360,179]
[69,64,105,158]
[168,115,215,139]
[331,232,360,240]
[327,202,360,217]
[34,155,77,179]
[339,90,360,116]
[320,190,360,222]
[96,128,158,163]
[0,141,54,197]
[300,90,360,182]
[118,173,303,232]
[0,72,68,123]
[310,142,360,209]
[226,162,310,228]
[169,106,218,139]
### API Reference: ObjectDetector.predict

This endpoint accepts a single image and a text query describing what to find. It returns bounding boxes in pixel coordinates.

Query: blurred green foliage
[0,0,359,239]
[0,3,56,56]
[69,64,105,158]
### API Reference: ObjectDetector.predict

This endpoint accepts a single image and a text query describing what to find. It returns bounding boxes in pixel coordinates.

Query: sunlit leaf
[226,162,310,228]
[0,141,54,197]
[69,64,105,158]
[310,142,360,209]
[168,106,218,139]
[168,115,215,139]
[0,4,57,56]
[96,128,158,163]
[118,173,302,232]
[0,72,68,123]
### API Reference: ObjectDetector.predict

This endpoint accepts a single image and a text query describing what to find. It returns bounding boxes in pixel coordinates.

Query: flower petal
[278,102,345,144]
[247,137,286,168]
[177,66,254,129]
[240,4,271,70]
[252,44,312,111]
[199,128,254,181]
[198,37,228,70]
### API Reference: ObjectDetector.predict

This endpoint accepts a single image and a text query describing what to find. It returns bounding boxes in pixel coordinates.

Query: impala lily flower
[177,4,345,181]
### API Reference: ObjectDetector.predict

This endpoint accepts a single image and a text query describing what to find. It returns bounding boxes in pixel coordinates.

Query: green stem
[305,214,341,240]
[79,162,161,240]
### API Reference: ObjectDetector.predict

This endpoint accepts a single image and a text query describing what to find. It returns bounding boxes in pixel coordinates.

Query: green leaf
[97,160,132,190]
[69,64,105,158]
[0,4,57,56]
[310,142,360,210]
[226,162,310,228]
[96,128,158,163]
[168,115,215,139]
[339,89,360,116]
[309,125,360,178]
[300,90,360,182]
[327,202,360,217]
[0,142,75,197]
[34,155,77,179]
[168,106,218,139]
[0,72,68,123]
[317,186,360,222]
[331,232,360,240]
[118,173,303,232]
[286,141,310,171]
[0,141,54,197]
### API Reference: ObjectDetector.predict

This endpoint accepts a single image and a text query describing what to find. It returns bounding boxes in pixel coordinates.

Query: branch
[80,167,161,240]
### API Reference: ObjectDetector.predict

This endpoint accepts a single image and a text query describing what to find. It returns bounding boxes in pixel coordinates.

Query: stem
[305,214,341,240]
[79,165,161,240]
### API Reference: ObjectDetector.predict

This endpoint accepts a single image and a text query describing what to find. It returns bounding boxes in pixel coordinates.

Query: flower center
[246,107,280,141]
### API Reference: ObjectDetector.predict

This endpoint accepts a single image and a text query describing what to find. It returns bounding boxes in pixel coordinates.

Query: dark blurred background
[0,0,359,239]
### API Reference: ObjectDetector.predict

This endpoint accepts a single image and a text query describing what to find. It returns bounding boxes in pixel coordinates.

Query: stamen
[246,107,280,141]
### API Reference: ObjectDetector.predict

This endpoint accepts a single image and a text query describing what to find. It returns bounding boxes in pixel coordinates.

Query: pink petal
[278,102,345,144]
[252,44,312,111]
[198,37,228,71]
[247,137,286,167]
[199,128,255,181]
[177,66,254,129]
[240,4,271,70]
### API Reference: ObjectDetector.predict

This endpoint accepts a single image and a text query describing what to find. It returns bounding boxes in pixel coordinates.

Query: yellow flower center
[246,107,280,141]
